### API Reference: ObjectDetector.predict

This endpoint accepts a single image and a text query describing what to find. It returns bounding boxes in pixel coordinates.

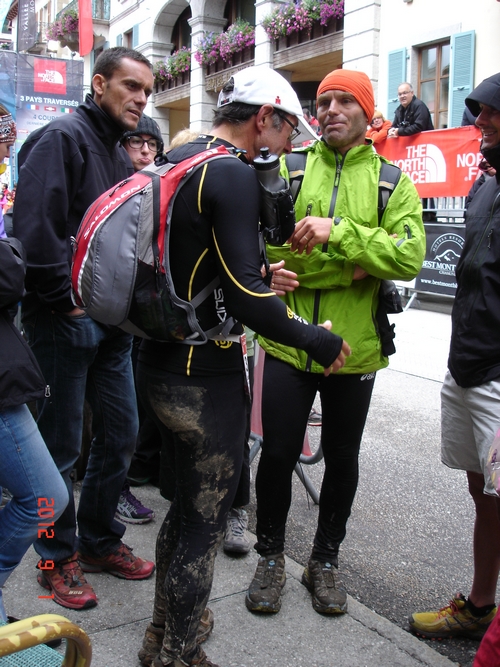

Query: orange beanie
[317,69,375,122]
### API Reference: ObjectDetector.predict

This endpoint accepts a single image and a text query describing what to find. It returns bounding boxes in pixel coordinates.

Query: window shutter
[132,24,139,48]
[387,48,406,121]
[116,34,123,47]
[449,31,475,127]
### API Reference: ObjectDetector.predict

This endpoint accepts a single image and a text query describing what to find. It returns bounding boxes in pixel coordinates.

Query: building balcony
[155,71,191,106]
[272,17,343,71]
[55,0,110,23]
[26,21,50,53]
[205,46,255,92]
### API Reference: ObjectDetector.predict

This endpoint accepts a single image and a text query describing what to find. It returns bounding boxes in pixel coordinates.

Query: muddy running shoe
[223,508,250,554]
[116,481,155,524]
[409,593,497,640]
[153,648,219,667]
[37,553,98,610]
[78,542,155,580]
[302,559,347,614]
[308,408,322,426]
[245,553,286,613]
[138,608,215,667]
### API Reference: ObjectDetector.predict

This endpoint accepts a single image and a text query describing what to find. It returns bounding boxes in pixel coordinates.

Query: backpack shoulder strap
[378,161,402,225]
[284,151,308,202]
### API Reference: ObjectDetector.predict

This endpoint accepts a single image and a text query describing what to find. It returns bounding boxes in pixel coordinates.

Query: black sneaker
[245,554,286,613]
[302,559,347,614]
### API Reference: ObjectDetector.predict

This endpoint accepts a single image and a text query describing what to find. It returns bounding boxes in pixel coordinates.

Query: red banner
[33,59,67,95]
[375,126,482,198]
[78,0,93,57]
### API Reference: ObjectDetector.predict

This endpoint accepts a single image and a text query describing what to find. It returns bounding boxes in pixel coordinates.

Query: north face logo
[394,143,447,184]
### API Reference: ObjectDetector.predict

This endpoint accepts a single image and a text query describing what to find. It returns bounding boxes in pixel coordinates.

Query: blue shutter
[132,24,139,48]
[387,48,406,121]
[116,34,123,47]
[449,31,475,127]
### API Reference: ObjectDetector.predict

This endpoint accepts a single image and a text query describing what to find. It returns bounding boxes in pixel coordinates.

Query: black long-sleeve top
[139,136,343,376]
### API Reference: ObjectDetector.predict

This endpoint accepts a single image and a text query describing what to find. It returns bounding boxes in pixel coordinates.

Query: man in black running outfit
[136,66,350,667]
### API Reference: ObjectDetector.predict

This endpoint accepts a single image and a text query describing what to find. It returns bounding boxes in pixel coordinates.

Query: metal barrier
[248,344,322,504]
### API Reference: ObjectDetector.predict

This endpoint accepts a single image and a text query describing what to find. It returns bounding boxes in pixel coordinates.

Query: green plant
[154,46,191,84]
[262,0,344,41]
[262,2,312,41]
[194,19,255,67]
[218,19,255,61]
[46,8,79,41]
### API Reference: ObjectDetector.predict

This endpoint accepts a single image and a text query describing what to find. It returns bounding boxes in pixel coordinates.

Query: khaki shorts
[441,371,500,496]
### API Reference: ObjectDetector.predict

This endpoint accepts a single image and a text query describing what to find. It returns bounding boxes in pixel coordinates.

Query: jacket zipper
[305,152,343,372]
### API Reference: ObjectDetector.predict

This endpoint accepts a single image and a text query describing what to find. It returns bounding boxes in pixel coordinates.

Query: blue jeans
[0,404,68,617]
[23,308,138,562]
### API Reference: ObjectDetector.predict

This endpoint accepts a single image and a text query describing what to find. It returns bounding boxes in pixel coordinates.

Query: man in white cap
[136,66,349,667]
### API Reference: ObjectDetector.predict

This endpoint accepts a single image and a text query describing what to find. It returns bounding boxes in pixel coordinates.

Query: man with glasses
[121,114,164,172]
[113,113,165,527]
[135,66,347,667]
[388,82,434,137]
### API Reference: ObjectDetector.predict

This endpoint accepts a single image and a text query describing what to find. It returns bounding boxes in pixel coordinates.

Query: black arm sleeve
[206,160,343,368]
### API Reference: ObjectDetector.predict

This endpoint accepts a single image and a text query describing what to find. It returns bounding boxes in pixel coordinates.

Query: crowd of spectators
[1,59,499,667]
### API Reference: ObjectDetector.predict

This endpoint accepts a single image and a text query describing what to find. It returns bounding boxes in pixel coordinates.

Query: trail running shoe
[138,609,214,667]
[78,542,155,580]
[308,408,322,426]
[116,481,155,524]
[302,559,347,614]
[409,593,497,640]
[37,553,98,610]
[223,508,250,554]
[245,554,286,613]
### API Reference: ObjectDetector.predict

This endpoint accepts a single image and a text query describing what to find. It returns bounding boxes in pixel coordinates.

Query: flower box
[274,16,343,51]
[205,45,254,75]
[195,20,255,70]
[264,0,344,43]
[155,70,191,93]
[59,31,79,51]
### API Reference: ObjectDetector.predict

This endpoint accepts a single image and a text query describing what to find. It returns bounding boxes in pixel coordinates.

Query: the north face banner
[15,55,84,152]
[34,58,67,95]
[376,125,482,198]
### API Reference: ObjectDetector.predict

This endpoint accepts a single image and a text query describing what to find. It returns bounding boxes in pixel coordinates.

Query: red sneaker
[78,542,155,580]
[37,554,98,610]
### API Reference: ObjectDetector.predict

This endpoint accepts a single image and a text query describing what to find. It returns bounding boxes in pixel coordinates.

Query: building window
[224,0,255,26]
[171,6,192,52]
[418,41,450,129]
[123,29,132,48]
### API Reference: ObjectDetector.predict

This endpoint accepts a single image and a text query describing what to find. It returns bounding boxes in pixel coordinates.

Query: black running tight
[255,354,375,563]
[136,365,246,664]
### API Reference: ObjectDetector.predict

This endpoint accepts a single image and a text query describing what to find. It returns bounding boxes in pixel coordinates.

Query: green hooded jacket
[259,140,425,374]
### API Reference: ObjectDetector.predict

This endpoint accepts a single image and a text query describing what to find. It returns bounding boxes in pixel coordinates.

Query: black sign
[17,0,37,53]
[415,223,466,297]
